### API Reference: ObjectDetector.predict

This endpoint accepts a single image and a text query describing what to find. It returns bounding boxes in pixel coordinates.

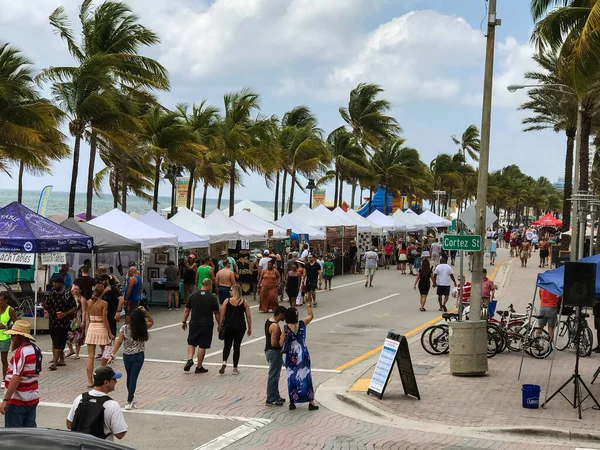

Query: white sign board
[41,252,67,265]
[460,202,498,231]
[0,253,35,266]
[368,338,400,395]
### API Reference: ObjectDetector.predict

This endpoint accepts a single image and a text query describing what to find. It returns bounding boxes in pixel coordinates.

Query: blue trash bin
[522,384,540,409]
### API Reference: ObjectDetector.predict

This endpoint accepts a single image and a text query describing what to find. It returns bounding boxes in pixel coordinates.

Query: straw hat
[5,320,35,341]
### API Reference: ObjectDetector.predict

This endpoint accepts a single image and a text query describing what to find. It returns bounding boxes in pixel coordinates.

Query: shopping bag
[296,291,303,306]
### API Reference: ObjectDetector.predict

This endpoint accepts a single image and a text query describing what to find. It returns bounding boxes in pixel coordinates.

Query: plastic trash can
[522,384,540,409]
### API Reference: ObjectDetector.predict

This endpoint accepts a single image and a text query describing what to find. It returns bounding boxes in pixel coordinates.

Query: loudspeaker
[563,262,596,307]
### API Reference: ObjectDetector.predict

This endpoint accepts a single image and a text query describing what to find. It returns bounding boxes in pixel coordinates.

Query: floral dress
[283,321,314,404]
[67,296,85,346]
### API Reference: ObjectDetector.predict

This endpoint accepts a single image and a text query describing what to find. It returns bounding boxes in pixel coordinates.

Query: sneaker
[308,403,319,411]
[175,308,179,311]
[365,281,368,287]
[289,403,296,410]
[442,305,448,312]
[219,364,226,375]
[183,359,194,372]
[265,400,284,407]
[278,397,286,403]
[167,308,172,311]
[232,368,239,375]
[195,366,208,373]
[125,403,134,410]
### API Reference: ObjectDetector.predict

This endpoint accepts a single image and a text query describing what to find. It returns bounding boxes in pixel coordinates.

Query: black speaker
[563,262,596,307]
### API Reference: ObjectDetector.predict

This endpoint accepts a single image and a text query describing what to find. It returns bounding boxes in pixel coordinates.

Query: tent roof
[275,214,325,240]
[48,213,84,224]
[226,200,274,222]
[392,209,423,232]
[291,205,344,230]
[330,206,372,232]
[89,209,178,249]
[0,202,94,253]
[206,209,267,242]
[140,210,208,249]
[344,209,383,233]
[161,206,201,215]
[532,213,562,227]
[170,208,238,244]
[231,210,288,239]
[366,210,396,232]
[537,254,600,297]
[61,218,141,253]
[418,210,452,227]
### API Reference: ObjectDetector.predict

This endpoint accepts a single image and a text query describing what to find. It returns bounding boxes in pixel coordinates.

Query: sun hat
[93,366,122,384]
[4,320,35,341]
[220,251,228,256]
[49,273,64,283]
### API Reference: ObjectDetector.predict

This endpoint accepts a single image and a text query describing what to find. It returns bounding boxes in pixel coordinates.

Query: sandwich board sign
[367,332,420,400]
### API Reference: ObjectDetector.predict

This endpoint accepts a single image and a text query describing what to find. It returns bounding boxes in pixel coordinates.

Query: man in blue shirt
[53,264,73,291]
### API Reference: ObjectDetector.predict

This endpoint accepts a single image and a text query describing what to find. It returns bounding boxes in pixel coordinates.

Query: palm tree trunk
[187,165,196,209]
[217,184,224,210]
[561,128,575,250]
[121,167,128,212]
[111,169,119,209]
[368,187,373,214]
[85,133,97,221]
[68,134,82,218]
[228,161,236,216]
[152,157,162,211]
[339,181,344,208]
[17,160,24,204]
[288,170,296,213]
[351,183,357,209]
[274,171,280,220]
[170,180,176,216]
[191,179,197,210]
[580,114,592,192]
[281,171,288,218]
[334,169,339,209]
[201,183,209,217]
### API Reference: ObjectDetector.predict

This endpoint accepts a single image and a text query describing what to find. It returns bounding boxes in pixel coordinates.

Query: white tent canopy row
[290,204,344,231]
[231,210,288,239]
[393,209,425,232]
[343,209,383,234]
[140,210,208,249]
[419,209,452,227]
[367,210,399,232]
[226,199,275,222]
[275,214,325,240]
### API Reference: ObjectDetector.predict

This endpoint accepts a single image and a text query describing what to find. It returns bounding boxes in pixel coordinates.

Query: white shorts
[364,267,376,276]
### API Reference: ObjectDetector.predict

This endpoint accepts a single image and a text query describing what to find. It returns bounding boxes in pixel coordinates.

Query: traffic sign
[443,235,482,251]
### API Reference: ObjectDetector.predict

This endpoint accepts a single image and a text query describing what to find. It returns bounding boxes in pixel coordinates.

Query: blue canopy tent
[0,202,94,334]
[536,253,600,297]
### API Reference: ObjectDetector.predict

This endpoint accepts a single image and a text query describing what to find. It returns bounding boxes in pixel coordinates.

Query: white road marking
[148,278,366,333]
[203,293,400,358]
[195,419,270,450]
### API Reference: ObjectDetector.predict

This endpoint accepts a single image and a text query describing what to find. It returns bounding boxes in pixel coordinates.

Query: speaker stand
[542,308,600,419]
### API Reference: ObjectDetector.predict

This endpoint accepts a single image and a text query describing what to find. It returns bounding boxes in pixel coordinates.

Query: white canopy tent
[275,214,325,240]
[231,210,288,239]
[330,206,373,232]
[419,209,452,227]
[161,206,201,216]
[89,209,179,249]
[205,209,268,241]
[291,204,344,231]
[366,210,397,232]
[344,209,383,234]
[393,209,422,232]
[139,210,208,249]
[226,199,274,222]
[170,208,239,244]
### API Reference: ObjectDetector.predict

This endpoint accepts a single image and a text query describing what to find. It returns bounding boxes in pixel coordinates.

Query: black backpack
[71,393,111,439]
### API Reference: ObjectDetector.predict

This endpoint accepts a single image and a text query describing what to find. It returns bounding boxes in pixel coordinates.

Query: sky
[0,0,561,206]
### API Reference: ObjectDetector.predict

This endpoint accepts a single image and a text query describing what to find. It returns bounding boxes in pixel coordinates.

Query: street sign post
[443,235,482,252]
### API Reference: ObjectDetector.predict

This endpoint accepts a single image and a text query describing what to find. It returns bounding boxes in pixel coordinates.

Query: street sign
[443,235,482,251]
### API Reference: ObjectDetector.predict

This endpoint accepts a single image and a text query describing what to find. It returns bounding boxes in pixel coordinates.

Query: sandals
[48,365,57,371]
[65,352,75,358]
[56,363,67,367]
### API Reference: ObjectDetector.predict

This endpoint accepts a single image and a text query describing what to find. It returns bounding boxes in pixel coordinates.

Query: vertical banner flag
[312,189,326,208]
[37,185,53,216]
[175,177,189,208]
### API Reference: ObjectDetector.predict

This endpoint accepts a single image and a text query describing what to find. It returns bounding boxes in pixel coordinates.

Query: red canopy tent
[532,213,562,227]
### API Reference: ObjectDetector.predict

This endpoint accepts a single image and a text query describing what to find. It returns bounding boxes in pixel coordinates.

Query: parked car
[0,428,134,449]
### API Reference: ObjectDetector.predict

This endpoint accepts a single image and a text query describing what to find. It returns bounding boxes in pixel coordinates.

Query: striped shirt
[458,282,472,303]
[5,344,40,406]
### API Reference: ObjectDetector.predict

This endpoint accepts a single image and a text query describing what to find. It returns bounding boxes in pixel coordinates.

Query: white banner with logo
[41,252,67,265]
[0,253,35,266]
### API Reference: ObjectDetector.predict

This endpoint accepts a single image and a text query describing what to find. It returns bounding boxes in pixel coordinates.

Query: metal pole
[592,206,597,256]
[571,101,583,261]
[579,208,586,259]
[458,250,464,321]
[471,0,498,323]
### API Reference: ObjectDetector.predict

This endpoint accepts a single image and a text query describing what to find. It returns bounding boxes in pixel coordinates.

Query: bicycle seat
[510,314,527,319]
[442,313,459,320]
[495,310,510,317]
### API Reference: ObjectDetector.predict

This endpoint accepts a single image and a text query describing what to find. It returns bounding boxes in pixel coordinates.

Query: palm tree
[0,43,68,201]
[43,0,168,218]
[340,83,400,212]
[451,125,480,161]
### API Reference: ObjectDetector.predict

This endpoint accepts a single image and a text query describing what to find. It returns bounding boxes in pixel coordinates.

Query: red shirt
[540,289,560,307]
[458,282,472,302]
[384,244,392,256]
[482,278,495,298]
[5,344,40,406]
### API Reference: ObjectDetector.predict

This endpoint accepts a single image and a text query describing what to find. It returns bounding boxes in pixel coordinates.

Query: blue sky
[0,0,563,206]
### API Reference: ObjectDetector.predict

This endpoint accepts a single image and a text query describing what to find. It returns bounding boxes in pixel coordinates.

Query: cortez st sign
[442,235,482,252]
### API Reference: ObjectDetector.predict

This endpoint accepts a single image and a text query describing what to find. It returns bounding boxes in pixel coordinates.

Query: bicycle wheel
[421,325,448,355]
[506,322,525,352]
[487,323,505,354]
[577,326,593,357]
[486,329,500,358]
[526,335,553,359]
[554,321,571,351]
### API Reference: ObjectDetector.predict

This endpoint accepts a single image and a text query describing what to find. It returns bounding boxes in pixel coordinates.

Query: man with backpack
[0,320,42,427]
[67,366,127,441]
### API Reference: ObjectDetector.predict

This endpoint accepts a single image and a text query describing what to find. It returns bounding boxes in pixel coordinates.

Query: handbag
[218,299,243,341]
[295,291,303,306]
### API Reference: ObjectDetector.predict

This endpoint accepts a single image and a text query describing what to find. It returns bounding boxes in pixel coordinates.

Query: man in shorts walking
[322,256,334,291]
[433,257,456,312]
[164,260,180,311]
[430,238,443,268]
[182,279,221,373]
[364,247,379,288]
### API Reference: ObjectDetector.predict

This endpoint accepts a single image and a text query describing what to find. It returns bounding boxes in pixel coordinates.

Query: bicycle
[555,307,593,357]
[504,303,553,359]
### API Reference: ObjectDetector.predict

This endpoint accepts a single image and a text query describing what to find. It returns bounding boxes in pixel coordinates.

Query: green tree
[451,125,480,161]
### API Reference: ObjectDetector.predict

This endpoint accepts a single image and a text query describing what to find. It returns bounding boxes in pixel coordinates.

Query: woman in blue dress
[283,304,319,411]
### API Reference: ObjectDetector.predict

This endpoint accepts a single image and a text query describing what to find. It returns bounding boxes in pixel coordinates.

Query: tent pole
[34,255,38,336]
[542,297,564,407]
[518,286,538,380]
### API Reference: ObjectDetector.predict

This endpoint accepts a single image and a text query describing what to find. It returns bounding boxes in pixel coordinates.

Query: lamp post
[507,83,582,261]
[306,179,316,209]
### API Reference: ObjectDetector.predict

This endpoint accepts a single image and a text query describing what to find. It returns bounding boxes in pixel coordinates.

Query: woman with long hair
[283,304,318,411]
[84,284,113,387]
[66,284,87,359]
[284,262,300,308]
[258,259,280,313]
[397,242,408,274]
[110,306,153,409]
[414,258,434,312]
[218,284,252,375]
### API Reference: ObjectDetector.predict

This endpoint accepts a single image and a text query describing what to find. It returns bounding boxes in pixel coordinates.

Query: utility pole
[449,0,500,376]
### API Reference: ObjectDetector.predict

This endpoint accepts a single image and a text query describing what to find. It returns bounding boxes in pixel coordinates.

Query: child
[323,256,335,291]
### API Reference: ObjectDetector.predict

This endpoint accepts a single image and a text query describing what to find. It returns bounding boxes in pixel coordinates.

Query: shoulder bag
[218,299,243,341]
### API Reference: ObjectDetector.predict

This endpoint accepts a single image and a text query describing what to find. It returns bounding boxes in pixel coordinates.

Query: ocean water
[0,189,279,217]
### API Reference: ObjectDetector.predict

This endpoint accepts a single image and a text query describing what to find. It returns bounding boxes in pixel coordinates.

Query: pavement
[7,247,600,449]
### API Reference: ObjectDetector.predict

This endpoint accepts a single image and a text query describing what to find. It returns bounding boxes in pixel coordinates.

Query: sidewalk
[331,249,600,448]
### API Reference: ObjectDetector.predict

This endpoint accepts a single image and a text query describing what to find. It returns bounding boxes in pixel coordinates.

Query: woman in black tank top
[218,285,252,375]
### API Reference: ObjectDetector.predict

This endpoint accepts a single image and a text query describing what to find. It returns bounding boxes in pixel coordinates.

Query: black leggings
[222,329,245,367]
